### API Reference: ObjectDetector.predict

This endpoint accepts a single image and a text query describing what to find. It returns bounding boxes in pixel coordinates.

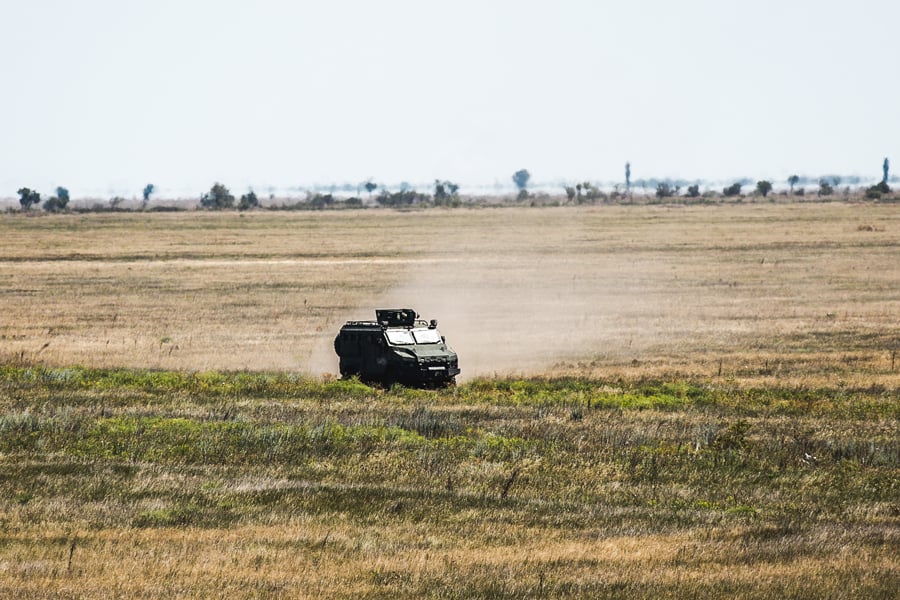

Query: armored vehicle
[334,309,460,387]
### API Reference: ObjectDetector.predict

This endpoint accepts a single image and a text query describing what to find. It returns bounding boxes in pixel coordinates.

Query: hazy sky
[2,0,898,197]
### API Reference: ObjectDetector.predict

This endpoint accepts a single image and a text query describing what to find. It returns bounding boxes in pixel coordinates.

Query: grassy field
[0,203,898,597]
[1,203,898,385]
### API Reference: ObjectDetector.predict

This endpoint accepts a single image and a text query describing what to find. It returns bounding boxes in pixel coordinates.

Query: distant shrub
[377,190,430,207]
[755,180,773,197]
[512,169,531,192]
[433,180,460,206]
[42,195,68,212]
[686,185,700,198]
[200,183,235,209]
[307,193,335,209]
[865,181,891,200]
[722,183,742,197]
[818,180,834,197]
[56,187,70,204]
[238,191,259,211]
[578,182,606,203]
[655,183,677,198]
[17,187,41,210]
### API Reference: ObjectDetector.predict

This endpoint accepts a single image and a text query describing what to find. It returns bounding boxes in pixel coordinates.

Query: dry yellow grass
[3,521,894,598]
[1,203,898,386]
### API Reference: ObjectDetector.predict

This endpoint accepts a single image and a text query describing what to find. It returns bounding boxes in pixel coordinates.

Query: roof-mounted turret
[376,308,418,328]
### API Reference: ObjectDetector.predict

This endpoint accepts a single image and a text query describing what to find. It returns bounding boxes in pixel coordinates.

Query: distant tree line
[17,186,70,212]
[9,161,895,213]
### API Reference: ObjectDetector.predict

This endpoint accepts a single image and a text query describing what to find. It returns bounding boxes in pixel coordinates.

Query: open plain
[2,203,899,384]
[0,202,898,597]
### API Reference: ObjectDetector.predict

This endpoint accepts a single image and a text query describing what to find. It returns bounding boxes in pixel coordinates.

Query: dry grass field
[1,203,898,384]
[0,202,898,598]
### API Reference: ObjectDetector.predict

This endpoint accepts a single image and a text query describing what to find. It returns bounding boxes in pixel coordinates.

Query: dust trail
[364,222,668,380]
[305,328,342,378]
[374,258,660,380]
[302,210,677,380]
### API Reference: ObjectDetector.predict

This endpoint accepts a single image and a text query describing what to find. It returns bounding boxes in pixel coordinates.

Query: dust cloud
[373,255,664,380]
[304,212,672,380]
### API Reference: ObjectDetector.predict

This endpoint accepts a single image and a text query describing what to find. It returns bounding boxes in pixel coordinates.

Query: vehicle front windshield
[386,329,415,345]
[412,328,442,344]
[385,328,442,345]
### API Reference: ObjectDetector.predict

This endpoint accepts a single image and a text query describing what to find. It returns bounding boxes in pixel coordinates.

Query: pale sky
[1,0,898,198]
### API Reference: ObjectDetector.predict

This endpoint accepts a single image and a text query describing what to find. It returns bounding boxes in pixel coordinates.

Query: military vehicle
[334,309,460,387]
